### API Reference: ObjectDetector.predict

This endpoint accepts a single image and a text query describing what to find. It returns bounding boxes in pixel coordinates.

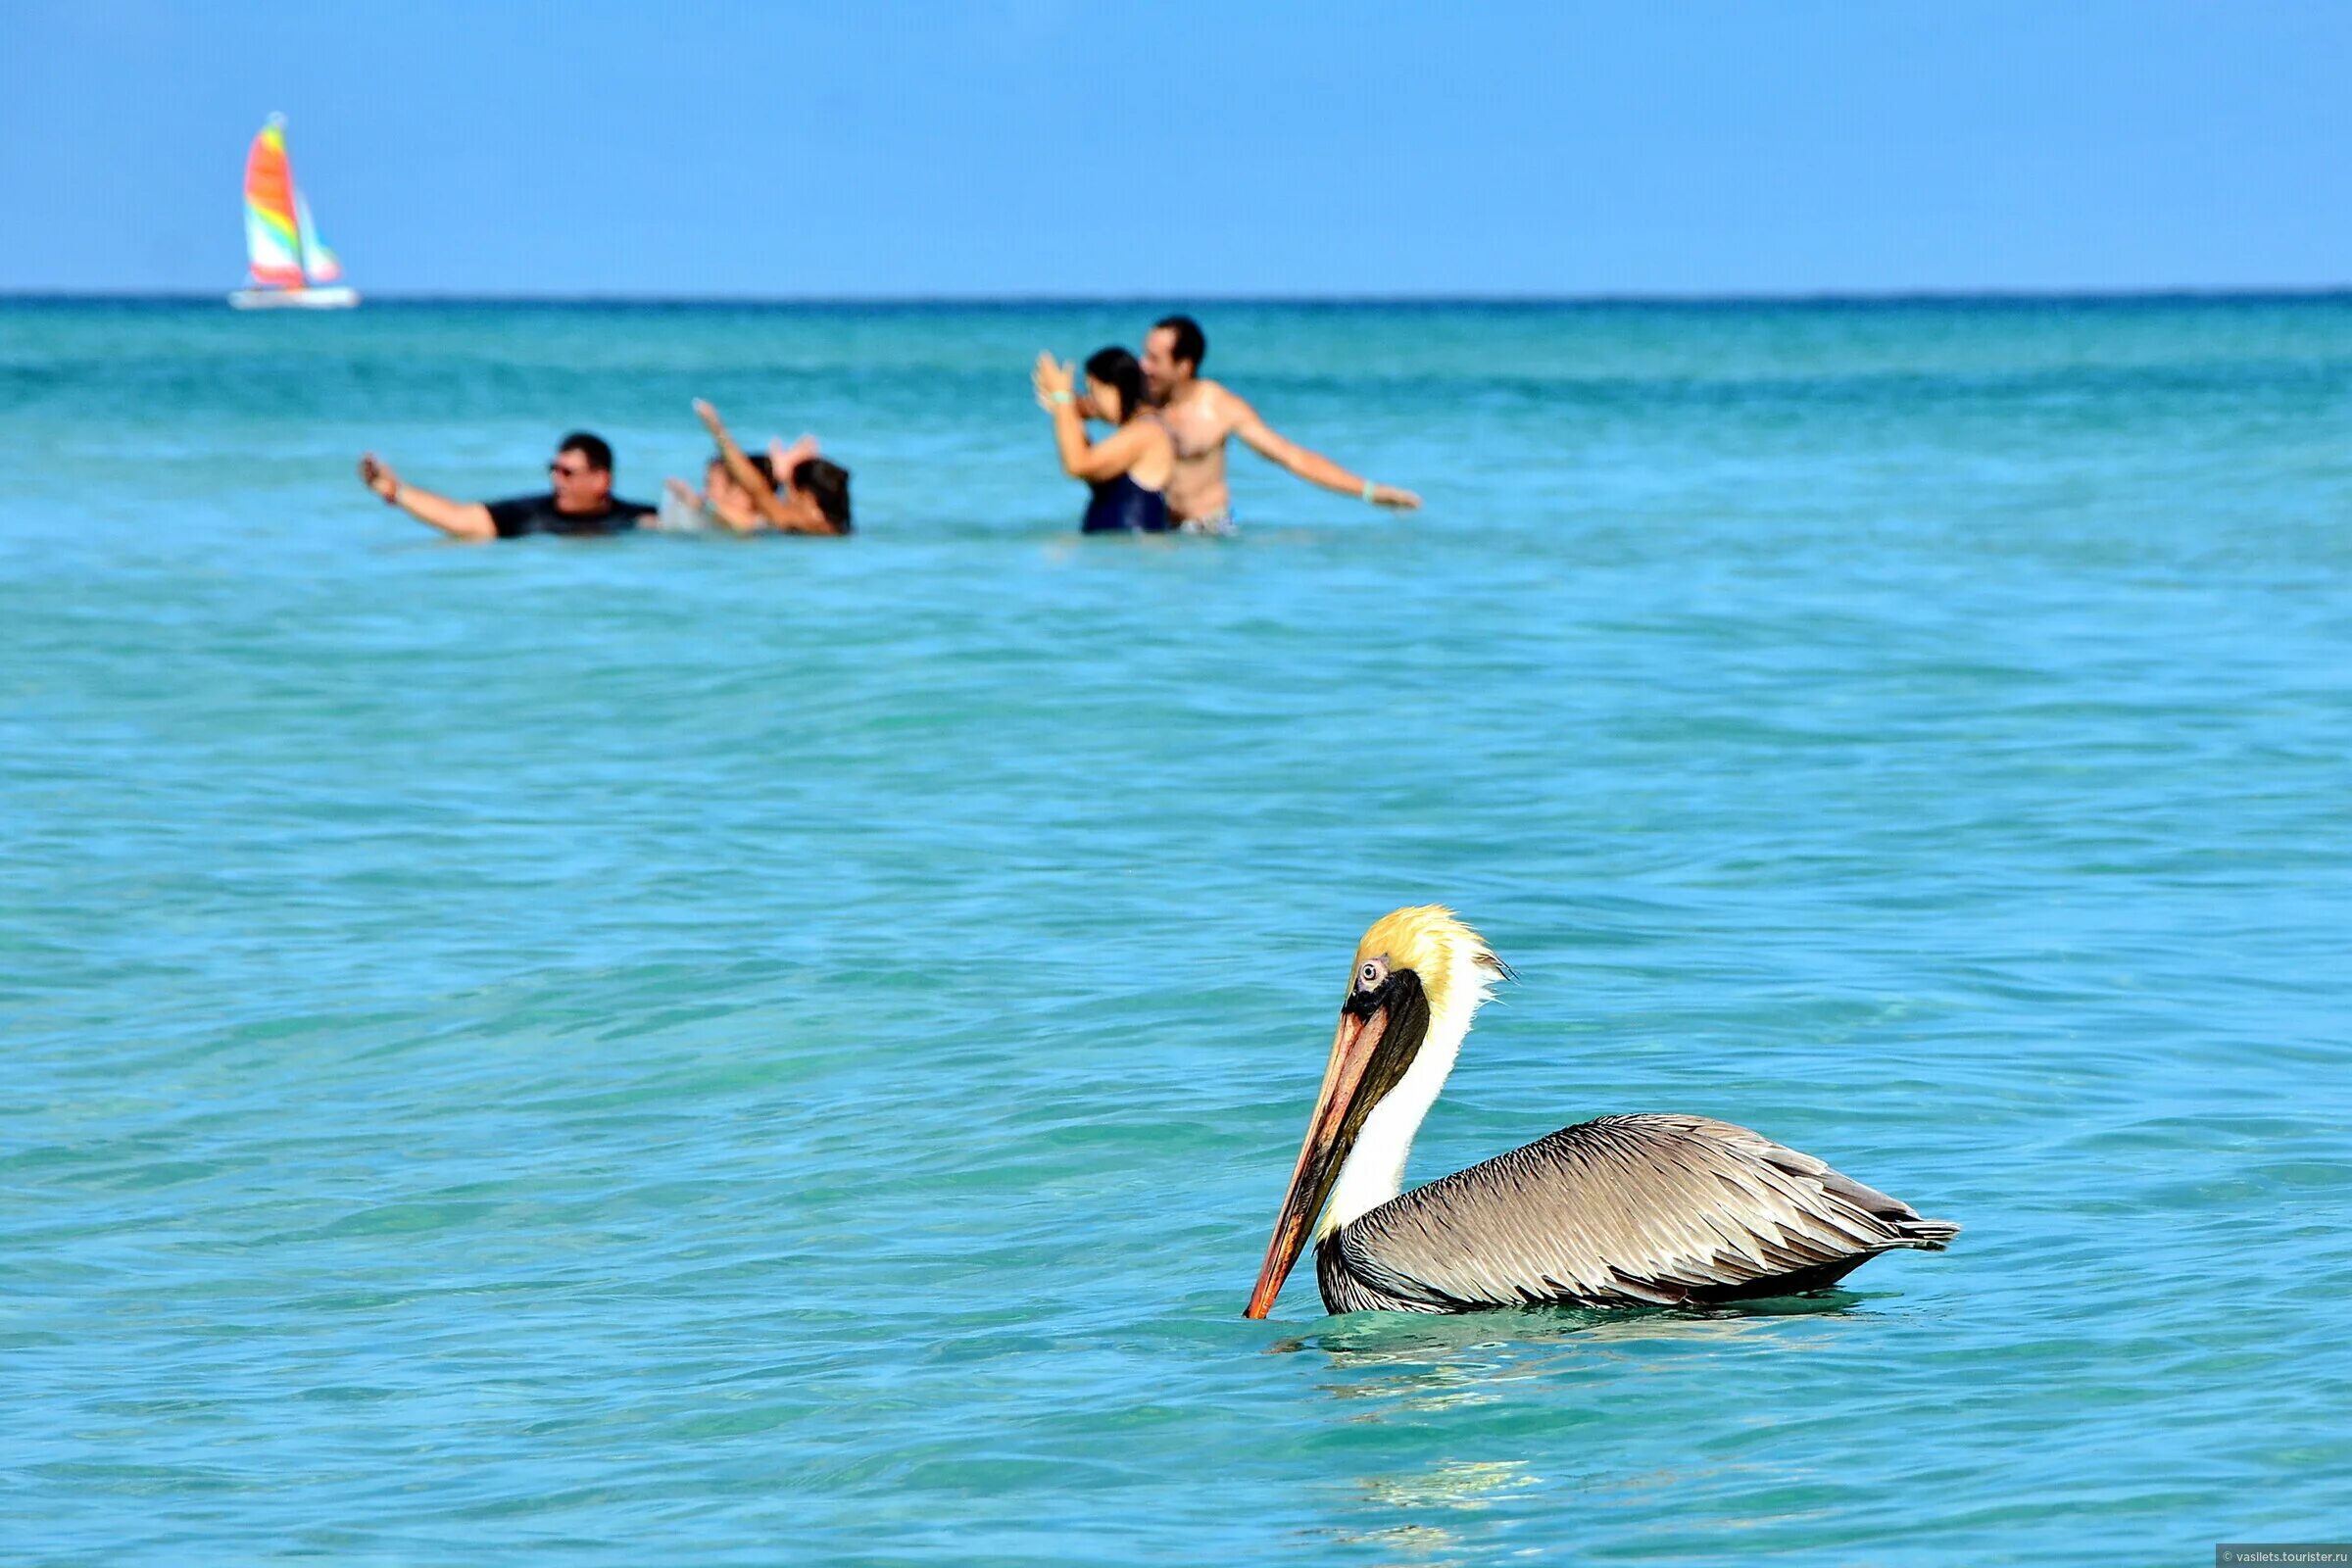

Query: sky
[2,0,2346,298]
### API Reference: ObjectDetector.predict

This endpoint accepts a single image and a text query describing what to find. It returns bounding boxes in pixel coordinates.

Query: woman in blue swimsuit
[1034,346,1174,533]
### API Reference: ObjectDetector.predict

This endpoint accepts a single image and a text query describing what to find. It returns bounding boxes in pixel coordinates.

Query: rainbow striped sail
[295,192,342,284]
[232,114,357,309]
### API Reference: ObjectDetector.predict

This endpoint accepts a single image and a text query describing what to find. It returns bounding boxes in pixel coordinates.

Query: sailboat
[228,114,359,310]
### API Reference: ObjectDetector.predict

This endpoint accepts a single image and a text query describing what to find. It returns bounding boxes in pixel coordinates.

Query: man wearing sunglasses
[358,432,654,540]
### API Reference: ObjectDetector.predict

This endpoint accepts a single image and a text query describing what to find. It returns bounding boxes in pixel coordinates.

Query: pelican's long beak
[1245,1000,1393,1319]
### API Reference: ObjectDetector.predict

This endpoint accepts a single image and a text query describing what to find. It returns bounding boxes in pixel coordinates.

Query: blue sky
[3,0,2346,297]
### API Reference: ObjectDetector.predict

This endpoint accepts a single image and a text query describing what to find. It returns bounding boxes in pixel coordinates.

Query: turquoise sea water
[3,297,2349,1564]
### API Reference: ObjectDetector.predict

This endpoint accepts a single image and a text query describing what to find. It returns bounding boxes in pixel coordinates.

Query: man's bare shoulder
[1182,378,1255,427]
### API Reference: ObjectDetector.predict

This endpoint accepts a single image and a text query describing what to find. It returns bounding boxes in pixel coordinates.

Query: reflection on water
[1362,1457,1540,1511]
[1292,1298,1860,1561]
[1314,1460,1543,1568]
[1316,1446,1820,1567]
[1264,1297,1867,1418]
[1276,1290,1866,1364]
[1313,1519,1467,1568]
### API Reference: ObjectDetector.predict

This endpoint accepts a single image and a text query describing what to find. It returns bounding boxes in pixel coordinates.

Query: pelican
[1245,906,1958,1317]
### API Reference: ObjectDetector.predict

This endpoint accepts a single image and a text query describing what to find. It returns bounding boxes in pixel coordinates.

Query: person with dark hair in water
[1139,313,1419,532]
[358,431,654,540]
[790,457,853,535]
[1033,346,1174,533]
[663,400,853,536]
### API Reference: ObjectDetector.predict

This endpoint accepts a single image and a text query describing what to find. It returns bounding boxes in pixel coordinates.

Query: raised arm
[692,400,790,530]
[1230,396,1421,510]
[1034,353,1154,482]
[358,453,496,539]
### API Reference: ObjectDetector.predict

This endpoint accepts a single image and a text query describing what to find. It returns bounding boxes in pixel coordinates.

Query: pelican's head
[1245,906,1509,1318]
[1344,905,1509,1025]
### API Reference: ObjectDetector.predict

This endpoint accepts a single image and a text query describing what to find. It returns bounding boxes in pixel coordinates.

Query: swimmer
[1034,347,1175,534]
[358,432,653,539]
[1139,315,1419,532]
[655,452,780,534]
[687,400,853,536]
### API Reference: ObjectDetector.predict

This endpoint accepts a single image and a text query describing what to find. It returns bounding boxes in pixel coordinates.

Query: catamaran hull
[228,287,360,311]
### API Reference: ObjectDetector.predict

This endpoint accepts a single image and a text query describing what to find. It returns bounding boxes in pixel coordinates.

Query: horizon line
[3,284,2349,309]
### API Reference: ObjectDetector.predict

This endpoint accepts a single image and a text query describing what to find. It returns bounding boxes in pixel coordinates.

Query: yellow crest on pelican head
[1353,906,1509,1012]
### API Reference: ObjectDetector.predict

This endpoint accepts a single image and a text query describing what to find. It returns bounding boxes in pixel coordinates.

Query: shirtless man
[1138,315,1419,531]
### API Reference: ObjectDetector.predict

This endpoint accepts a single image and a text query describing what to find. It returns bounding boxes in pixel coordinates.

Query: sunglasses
[549,461,591,478]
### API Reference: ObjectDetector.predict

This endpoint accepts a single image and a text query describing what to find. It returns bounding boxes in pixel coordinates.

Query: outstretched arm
[1230,398,1421,510]
[693,400,789,530]
[358,453,496,539]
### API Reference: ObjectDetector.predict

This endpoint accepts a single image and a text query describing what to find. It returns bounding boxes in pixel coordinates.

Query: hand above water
[358,452,399,501]
[1368,483,1421,511]
[1033,352,1076,412]
[769,434,820,478]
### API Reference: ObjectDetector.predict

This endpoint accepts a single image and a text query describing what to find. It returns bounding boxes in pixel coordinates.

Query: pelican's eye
[1356,957,1388,992]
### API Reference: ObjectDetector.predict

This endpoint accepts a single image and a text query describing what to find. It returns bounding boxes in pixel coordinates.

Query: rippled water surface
[4,298,2349,1564]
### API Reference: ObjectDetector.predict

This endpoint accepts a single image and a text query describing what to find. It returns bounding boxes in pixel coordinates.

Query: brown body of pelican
[1245,907,1958,1318]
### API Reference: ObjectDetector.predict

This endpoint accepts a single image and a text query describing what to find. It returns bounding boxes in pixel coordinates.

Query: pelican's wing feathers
[1335,1113,1958,1309]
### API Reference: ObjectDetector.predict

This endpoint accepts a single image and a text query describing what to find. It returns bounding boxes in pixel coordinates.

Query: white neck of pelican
[1314,956,1492,1241]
